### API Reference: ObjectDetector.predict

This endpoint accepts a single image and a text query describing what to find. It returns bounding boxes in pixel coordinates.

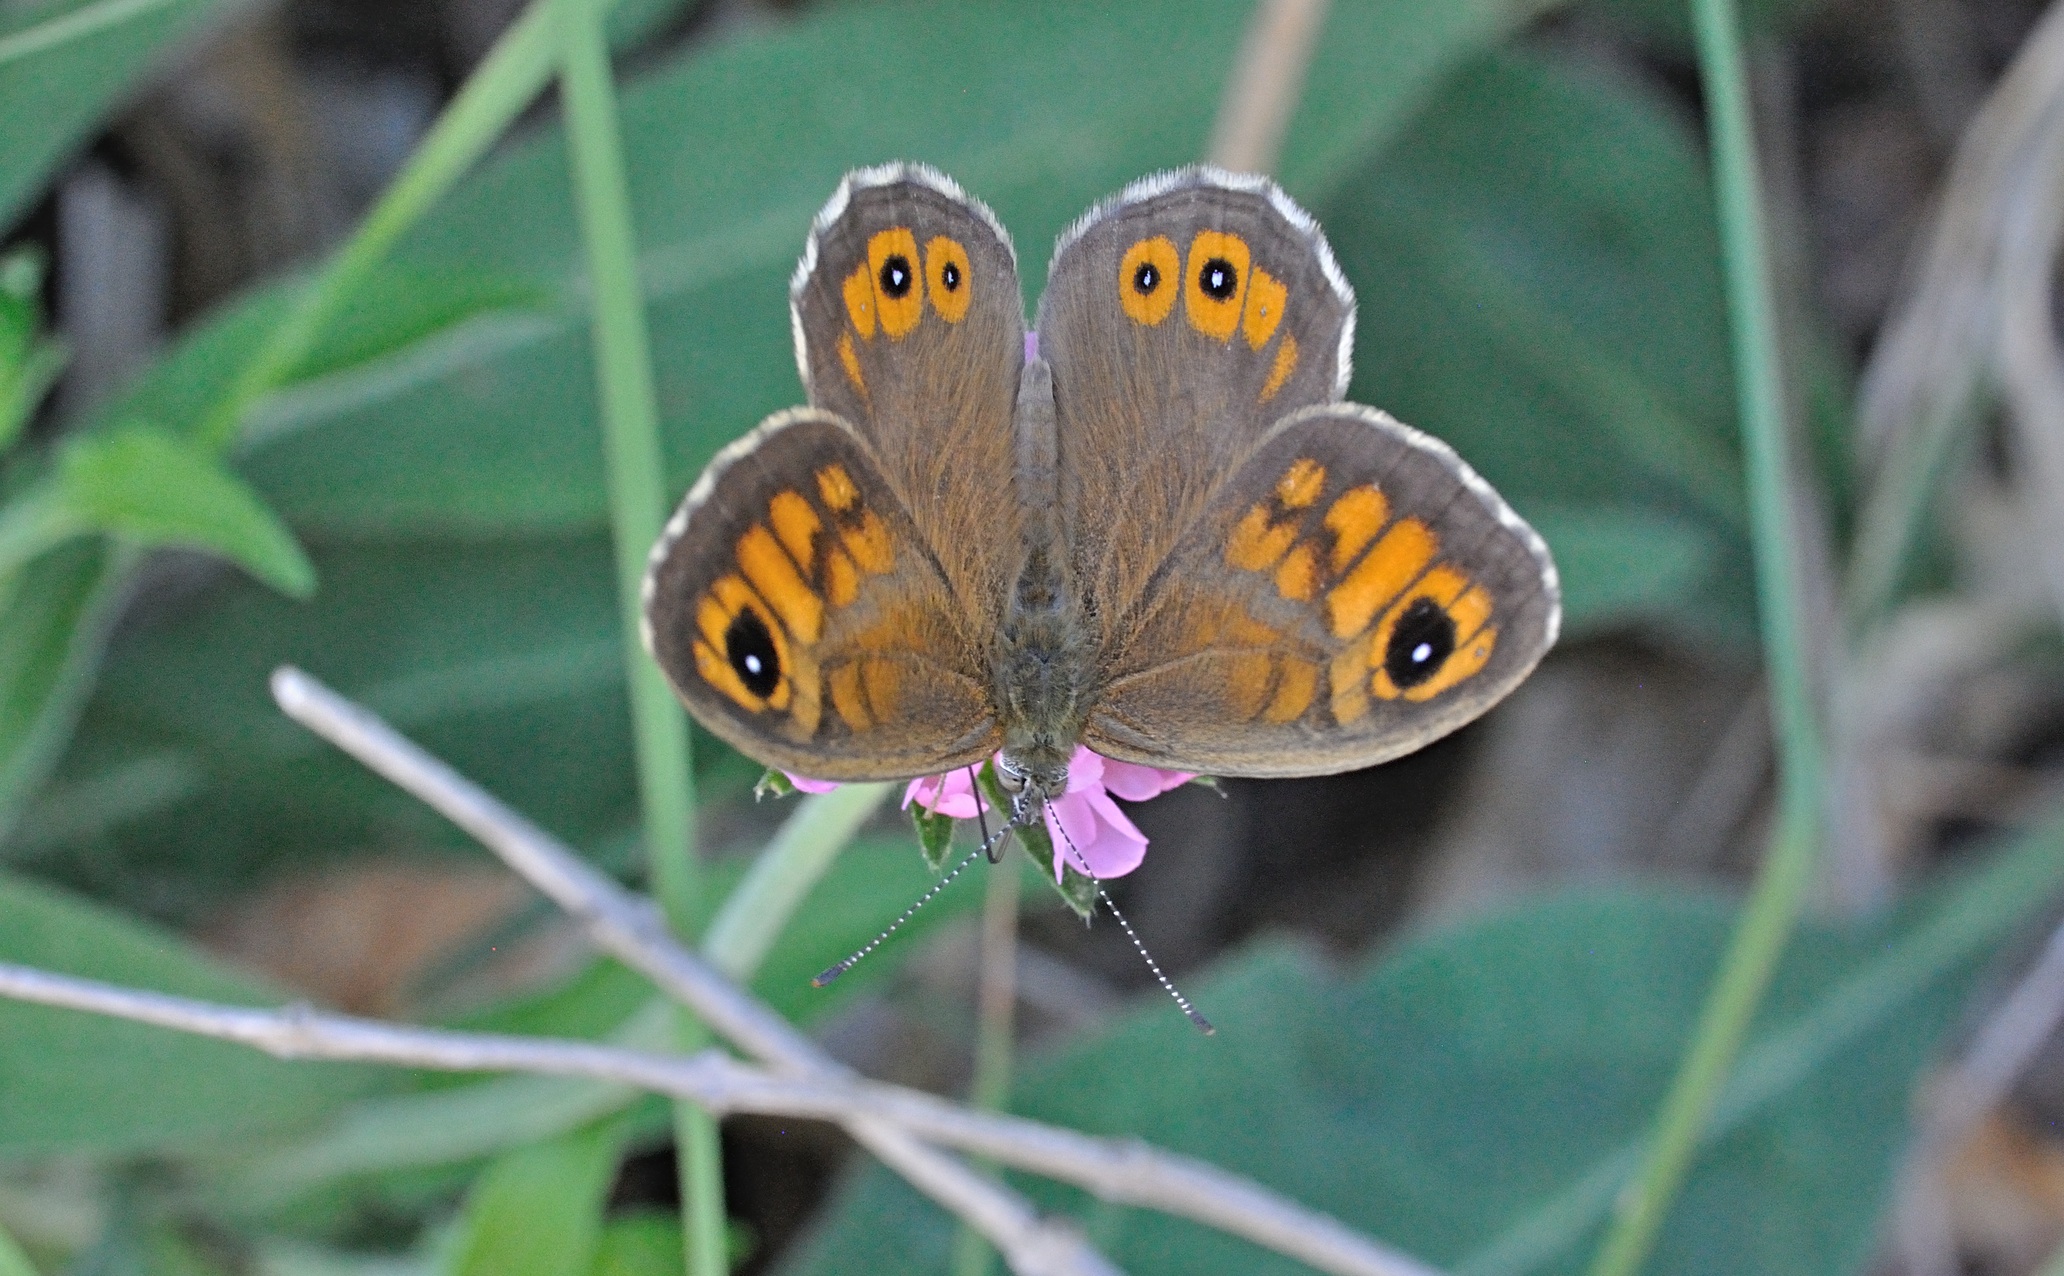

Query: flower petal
[1062,746,1105,793]
[1097,757,1194,801]
[1043,787,1149,881]
[785,772,842,794]
[903,766,989,820]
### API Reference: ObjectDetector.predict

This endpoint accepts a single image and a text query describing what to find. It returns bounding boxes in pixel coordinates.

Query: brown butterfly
[642,164,1559,804]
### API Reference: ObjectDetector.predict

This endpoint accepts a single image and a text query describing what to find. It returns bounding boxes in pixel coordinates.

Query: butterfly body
[643,165,1560,793]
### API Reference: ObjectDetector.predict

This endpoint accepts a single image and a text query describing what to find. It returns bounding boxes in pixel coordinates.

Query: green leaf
[0,868,381,1155]
[0,0,245,228]
[591,1211,752,1276]
[0,539,128,839]
[0,245,66,454]
[57,424,315,597]
[170,0,1545,540]
[0,1221,37,1276]
[1528,506,1730,640]
[444,1125,621,1276]
[911,804,955,873]
[1322,49,1763,638]
[782,817,2064,1276]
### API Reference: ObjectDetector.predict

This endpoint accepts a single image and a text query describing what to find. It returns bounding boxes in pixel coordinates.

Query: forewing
[643,409,999,782]
[790,163,1026,641]
[1035,167,1354,644]
[1082,404,1560,777]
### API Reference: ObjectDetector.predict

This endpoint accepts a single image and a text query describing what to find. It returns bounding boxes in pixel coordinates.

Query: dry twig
[258,667,1443,1276]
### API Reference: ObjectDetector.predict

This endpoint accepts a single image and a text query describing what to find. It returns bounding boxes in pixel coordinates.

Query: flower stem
[554,4,717,1272]
[1585,1,1826,1272]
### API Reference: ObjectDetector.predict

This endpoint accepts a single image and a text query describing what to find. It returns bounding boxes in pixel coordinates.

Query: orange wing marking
[1259,334,1299,403]
[1243,267,1286,350]
[1184,230,1251,341]
[1118,236,1180,326]
[866,227,924,338]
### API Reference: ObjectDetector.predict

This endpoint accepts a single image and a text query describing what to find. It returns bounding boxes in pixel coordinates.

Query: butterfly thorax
[991,356,1095,800]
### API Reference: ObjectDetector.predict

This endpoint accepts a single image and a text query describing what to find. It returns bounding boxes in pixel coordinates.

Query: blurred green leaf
[589,1213,679,1276]
[443,1124,619,1276]
[0,0,247,227]
[57,424,315,597]
[589,1211,750,1276]
[198,0,1546,539]
[0,1221,36,1276]
[1529,507,1727,639]
[0,540,127,837]
[0,868,381,1155]
[0,246,65,454]
[1325,49,1761,638]
[783,816,2064,1276]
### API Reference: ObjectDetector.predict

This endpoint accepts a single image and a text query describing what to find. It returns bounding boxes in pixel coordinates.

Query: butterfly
[642,164,1559,809]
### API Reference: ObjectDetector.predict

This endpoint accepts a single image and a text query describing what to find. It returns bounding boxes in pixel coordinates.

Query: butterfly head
[993,747,1069,810]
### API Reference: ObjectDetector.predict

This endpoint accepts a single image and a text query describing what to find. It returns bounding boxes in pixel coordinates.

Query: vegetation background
[1,0,2061,1272]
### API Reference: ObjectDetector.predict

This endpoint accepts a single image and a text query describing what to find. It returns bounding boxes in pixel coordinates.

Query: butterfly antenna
[969,764,1002,864]
[1048,813,1214,1035]
[812,822,1010,987]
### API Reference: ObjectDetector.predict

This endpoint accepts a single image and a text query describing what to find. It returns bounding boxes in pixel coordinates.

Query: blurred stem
[703,784,894,980]
[950,853,1024,1276]
[1586,2,1827,1274]
[0,1220,36,1276]
[555,3,717,1274]
[190,0,575,450]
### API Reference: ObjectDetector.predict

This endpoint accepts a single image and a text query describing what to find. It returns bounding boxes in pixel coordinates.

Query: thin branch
[0,962,1441,1276]
[266,667,1442,1276]
[1206,0,1331,174]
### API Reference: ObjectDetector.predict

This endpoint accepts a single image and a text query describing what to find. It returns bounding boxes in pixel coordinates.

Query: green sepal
[976,762,1095,919]
[911,803,955,872]
[1187,775,1226,795]
[753,768,795,800]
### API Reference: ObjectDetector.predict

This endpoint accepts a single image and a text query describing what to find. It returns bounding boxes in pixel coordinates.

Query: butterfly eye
[725,610,783,697]
[1382,597,1454,691]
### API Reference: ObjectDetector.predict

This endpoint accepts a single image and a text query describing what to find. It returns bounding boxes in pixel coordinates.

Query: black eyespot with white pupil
[1385,597,1456,690]
[940,261,962,291]
[1133,261,1160,294]
[1200,257,1238,301]
[725,610,782,698]
[879,255,914,298]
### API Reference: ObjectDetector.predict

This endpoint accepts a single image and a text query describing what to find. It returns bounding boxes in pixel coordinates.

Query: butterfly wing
[643,165,1024,781]
[1079,402,1559,776]
[1038,168,1556,775]
[644,409,1001,781]
[1034,167,1354,649]
[790,163,1027,643]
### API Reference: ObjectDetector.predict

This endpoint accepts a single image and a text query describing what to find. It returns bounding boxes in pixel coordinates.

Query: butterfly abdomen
[994,356,1096,792]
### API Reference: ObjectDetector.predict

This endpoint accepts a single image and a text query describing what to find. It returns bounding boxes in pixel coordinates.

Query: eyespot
[726,609,783,697]
[1183,230,1250,340]
[1382,597,1454,691]
[879,255,913,297]
[924,236,972,323]
[1118,236,1180,325]
[865,227,924,338]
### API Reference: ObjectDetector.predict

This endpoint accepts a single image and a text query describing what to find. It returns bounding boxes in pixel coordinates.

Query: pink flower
[851,747,1189,881]
[782,772,842,794]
